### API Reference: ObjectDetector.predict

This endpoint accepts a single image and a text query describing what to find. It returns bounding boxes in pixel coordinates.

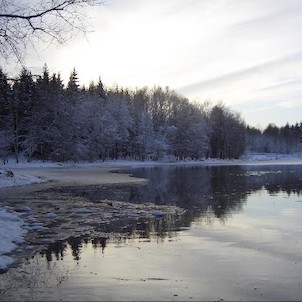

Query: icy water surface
[1,164,302,301]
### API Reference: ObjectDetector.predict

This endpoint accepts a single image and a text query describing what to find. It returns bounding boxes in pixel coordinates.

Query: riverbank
[0,164,175,273]
[2,152,302,189]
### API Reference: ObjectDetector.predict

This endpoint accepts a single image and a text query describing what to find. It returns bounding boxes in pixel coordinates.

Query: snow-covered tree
[2,65,301,163]
[134,113,168,161]
[104,93,134,159]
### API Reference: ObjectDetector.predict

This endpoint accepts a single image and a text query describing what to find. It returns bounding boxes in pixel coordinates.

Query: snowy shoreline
[1,153,302,273]
[2,153,302,189]
[0,208,27,272]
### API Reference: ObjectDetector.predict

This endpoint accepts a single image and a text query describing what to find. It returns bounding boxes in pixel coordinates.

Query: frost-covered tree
[246,126,263,153]
[135,113,167,161]
[165,96,210,160]
[3,65,301,163]
[105,93,134,159]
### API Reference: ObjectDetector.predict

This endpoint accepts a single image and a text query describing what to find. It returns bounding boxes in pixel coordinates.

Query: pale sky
[5,0,302,128]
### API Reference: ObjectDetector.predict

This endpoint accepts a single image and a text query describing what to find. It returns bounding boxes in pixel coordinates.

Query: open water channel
[0,163,302,301]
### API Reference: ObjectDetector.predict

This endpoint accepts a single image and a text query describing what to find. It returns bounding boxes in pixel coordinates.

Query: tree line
[0,66,301,163]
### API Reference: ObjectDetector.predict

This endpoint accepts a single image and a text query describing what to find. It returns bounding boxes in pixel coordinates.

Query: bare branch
[0,0,105,62]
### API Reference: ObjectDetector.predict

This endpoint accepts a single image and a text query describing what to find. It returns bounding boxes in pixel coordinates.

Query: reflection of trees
[40,240,66,262]
[128,212,193,241]
[125,164,302,228]
[207,166,248,219]
[67,236,82,261]
[244,166,302,196]
[91,237,107,253]
[36,164,302,265]
[40,237,84,262]
[126,166,247,224]
[39,236,108,264]
[129,166,212,208]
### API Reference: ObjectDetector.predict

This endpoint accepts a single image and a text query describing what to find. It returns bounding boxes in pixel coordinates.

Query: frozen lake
[1,164,302,301]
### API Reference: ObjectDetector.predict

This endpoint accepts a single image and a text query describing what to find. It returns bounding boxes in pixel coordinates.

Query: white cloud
[277,101,300,109]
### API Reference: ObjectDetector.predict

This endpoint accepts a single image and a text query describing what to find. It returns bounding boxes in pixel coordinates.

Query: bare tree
[0,0,104,62]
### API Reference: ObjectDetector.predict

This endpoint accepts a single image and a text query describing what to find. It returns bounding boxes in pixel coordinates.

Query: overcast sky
[6,0,302,128]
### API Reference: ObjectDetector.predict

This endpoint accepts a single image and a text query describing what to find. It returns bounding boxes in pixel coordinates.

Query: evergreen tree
[10,68,37,162]
[95,77,107,100]
[66,67,80,104]
[0,68,10,129]
[0,68,13,161]
[67,68,80,92]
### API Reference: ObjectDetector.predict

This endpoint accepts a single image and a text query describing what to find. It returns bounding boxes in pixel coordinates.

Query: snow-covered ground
[1,152,302,273]
[0,169,47,189]
[241,152,302,161]
[0,208,27,272]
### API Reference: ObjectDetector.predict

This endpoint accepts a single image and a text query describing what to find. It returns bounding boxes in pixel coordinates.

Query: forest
[0,65,301,163]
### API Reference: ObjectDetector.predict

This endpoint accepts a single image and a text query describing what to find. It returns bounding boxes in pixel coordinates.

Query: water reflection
[2,164,302,301]
[35,164,302,245]
[3,165,302,269]
[34,164,302,263]
[120,165,302,224]
[40,236,108,263]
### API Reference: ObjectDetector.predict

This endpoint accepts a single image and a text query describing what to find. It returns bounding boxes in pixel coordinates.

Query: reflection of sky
[2,190,302,300]
[10,189,301,301]
[201,188,302,228]
[193,189,302,261]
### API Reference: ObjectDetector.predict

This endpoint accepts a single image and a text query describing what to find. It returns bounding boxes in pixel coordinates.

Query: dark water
[1,164,302,301]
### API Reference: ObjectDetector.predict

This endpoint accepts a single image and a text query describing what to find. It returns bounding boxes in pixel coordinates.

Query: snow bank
[0,208,27,272]
[242,152,302,161]
[74,207,93,214]
[0,169,46,189]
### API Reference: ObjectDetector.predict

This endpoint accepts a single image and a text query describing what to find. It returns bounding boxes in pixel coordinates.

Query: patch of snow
[25,245,35,250]
[30,224,48,232]
[0,169,46,189]
[0,256,15,271]
[74,208,93,214]
[152,210,164,218]
[44,212,57,219]
[27,215,37,222]
[18,206,31,212]
[0,208,27,272]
